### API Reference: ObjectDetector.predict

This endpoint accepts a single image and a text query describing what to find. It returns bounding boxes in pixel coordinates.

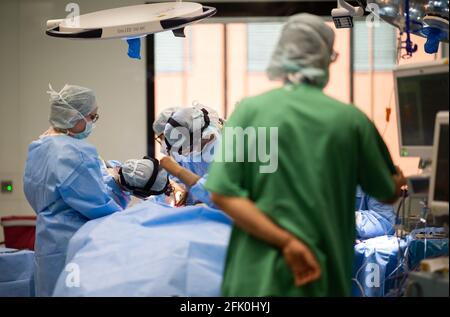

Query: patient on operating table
[106,157,212,208]
[105,157,175,203]
[355,186,396,240]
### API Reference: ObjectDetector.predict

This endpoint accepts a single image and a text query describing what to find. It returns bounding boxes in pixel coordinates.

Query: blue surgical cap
[48,84,97,129]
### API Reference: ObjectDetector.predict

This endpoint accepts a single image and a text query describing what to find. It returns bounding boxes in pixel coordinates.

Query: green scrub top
[205,84,396,296]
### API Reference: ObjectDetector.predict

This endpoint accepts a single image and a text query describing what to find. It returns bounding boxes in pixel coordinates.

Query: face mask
[73,120,95,139]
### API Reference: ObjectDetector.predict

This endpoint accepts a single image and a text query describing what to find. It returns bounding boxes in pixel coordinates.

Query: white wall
[0,0,148,242]
[0,0,21,243]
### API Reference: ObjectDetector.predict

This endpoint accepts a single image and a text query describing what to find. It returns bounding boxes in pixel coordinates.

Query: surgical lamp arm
[332,0,364,28]
[334,0,364,15]
[338,0,359,13]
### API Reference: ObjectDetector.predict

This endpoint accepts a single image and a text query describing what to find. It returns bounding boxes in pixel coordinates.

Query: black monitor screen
[397,72,449,146]
[434,124,449,203]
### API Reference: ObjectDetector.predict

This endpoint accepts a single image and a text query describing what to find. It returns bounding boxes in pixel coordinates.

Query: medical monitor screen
[397,72,449,146]
[434,124,449,203]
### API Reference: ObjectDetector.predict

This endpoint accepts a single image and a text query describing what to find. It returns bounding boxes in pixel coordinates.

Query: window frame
[146,1,358,156]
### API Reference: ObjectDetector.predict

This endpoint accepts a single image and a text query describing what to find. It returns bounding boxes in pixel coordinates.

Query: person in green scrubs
[205,13,406,296]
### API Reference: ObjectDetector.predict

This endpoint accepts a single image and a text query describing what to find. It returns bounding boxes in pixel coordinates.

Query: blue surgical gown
[172,141,218,207]
[179,155,210,178]
[189,175,216,208]
[23,135,129,296]
[355,187,396,239]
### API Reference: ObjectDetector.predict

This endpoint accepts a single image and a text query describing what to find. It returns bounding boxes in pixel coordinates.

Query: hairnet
[153,107,182,136]
[47,84,97,129]
[267,13,335,87]
[164,105,222,155]
[121,159,168,193]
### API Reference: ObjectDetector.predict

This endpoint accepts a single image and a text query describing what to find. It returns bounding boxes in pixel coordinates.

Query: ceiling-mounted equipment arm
[331,0,364,28]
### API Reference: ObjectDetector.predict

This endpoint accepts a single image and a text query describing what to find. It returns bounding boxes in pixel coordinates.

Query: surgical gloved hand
[282,237,321,287]
[107,167,121,184]
[170,180,188,207]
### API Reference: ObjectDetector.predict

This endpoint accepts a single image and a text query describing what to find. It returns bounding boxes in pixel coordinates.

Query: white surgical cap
[153,107,181,136]
[48,84,98,129]
[122,159,168,193]
[267,13,335,87]
[164,105,222,155]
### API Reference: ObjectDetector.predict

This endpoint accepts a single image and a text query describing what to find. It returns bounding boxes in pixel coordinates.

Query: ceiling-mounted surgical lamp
[331,0,365,28]
[45,2,217,59]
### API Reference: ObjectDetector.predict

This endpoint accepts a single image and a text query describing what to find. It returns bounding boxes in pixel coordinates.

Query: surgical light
[45,2,217,59]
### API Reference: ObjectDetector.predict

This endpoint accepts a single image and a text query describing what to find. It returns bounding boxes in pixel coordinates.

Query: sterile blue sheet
[352,236,407,297]
[53,201,232,296]
[352,228,449,297]
[0,247,35,297]
[406,227,449,269]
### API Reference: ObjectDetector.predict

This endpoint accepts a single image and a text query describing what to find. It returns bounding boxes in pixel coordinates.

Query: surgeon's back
[206,83,396,296]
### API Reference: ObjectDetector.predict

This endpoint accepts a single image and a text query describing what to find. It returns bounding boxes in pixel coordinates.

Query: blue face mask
[73,120,95,140]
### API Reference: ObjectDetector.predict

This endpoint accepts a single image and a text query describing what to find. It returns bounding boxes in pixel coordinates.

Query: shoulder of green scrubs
[189,175,216,208]
[206,84,397,297]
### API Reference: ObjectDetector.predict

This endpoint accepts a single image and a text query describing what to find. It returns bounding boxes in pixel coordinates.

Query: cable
[396,189,409,295]
[391,213,431,296]
[423,227,429,262]
[354,252,374,282]
[353,250,381,297]
[393,189,408,294]
[353,241,385,297]
[352,278,367,297]
[395,190,407,226]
